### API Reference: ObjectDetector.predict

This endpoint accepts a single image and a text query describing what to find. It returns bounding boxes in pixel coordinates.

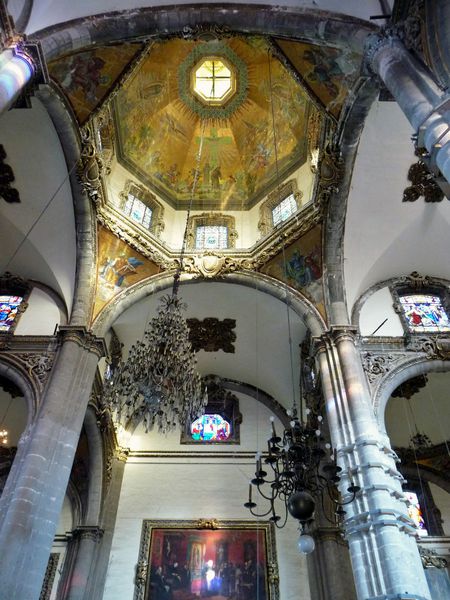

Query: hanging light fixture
[244,401,360,550]
[244,51,359,551]
[102,46,210,434]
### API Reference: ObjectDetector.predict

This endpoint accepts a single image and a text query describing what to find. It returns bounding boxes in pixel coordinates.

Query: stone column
[65,526,104,600]
[0,45,35,113]
[0,326,105,600]
[314,327,431,600]
[366,31,450,185]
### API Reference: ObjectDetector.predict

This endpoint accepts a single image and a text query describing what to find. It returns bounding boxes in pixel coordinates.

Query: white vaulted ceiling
[112,281,307,409]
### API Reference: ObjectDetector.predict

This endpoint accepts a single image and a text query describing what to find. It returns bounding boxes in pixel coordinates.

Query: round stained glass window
[191,414,231,441]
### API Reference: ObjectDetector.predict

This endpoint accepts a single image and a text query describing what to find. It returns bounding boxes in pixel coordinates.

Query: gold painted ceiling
[113,37,313,210]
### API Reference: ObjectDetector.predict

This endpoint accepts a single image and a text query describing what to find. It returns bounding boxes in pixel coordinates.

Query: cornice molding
[58,326,106,358]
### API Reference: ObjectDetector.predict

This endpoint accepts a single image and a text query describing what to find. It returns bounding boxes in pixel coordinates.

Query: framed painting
[135,519,279,600]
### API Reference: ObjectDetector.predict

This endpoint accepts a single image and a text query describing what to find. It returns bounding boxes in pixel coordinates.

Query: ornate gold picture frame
[135,519,279,600]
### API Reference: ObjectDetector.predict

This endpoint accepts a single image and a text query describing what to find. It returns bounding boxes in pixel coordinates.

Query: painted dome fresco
[112,36,312,210]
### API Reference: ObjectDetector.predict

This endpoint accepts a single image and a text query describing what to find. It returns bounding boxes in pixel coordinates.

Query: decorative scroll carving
[419,546,448,569]
[0,145,20,203]
[39,553,59,600]
[406,336,450,360]
[391,374,428,399]
[180,24,232,41]
[187,318,236,353]
[20,353,54,388]
[78,123,107,205]
[196,518,220,530]
[361,352,397,384]
[316,144,344,207]
[403,160,444,202]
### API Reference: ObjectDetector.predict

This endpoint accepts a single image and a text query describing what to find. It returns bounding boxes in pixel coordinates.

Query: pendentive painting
[259,225,325,318]
[93,227,160,320]
[135,520,278,600]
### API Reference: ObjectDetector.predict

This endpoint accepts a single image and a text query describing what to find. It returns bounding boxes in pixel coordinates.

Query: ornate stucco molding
[58,326,106,358]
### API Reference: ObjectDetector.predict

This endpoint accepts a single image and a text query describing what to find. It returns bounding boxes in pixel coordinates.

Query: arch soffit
[32,6,377,62]
[0,358,38,426]
[374,357,450,434]
[91,270,327,338]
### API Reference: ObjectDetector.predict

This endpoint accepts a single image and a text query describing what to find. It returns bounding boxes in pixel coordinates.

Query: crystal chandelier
[244,402,360,552]
[103,282,207,434]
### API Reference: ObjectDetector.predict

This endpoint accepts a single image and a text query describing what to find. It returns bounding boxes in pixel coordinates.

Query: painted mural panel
[259,225,325,318]
[274,39,362,119]
[114,37,311,210]
[48,44,143,123]
[93,227,160,320]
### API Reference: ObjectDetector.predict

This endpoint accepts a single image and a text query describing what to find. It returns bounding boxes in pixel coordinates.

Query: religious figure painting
[48,44,143,123]
[259,225,325,318]
[93,227,160,320]
[135,520,278,600]
[113,36,311,210]
[274,39,362,119]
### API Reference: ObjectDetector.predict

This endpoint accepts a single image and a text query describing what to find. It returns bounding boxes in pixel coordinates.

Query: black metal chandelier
[244,402,360,553]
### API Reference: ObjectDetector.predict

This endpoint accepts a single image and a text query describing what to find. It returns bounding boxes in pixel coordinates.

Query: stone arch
[92,270,327,338]
[374,357,450,433]
[0,355,39,424]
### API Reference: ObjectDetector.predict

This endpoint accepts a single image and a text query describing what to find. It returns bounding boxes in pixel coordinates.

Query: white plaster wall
[104,395,311,599]
[430,483,450,536]
[358,286,403,337]
[14,287,63,335]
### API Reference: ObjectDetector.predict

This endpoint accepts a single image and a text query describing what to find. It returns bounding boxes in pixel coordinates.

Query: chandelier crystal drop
[103,293,207,435]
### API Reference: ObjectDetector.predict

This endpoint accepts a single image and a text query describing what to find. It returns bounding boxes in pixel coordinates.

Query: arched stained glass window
[405,491,428,536]
[399,294,450,332]
[191,414,231,442]
[0,295,24,332]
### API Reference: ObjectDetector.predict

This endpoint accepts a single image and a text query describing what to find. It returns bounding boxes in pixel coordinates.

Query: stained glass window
[272,193,297,226]
[194,59,233,104]
[0,295,23,332]
[405,491,428,536]
[195,225,228,250]
[399,294,450,332]
[123,193,152,229]
[191,414,231,442]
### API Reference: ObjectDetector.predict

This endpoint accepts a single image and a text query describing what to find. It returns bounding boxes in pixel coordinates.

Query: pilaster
[313,326,431,600]
[0,327,105,600]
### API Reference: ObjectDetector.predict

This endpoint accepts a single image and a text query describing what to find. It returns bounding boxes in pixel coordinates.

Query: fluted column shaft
[315,327,431,600]
[366,33,450,184]
[0,327,105,600]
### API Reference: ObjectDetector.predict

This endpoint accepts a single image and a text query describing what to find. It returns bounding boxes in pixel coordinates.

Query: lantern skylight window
[192,58,235,105]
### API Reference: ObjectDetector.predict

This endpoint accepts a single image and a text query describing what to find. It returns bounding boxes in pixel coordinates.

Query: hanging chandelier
[102,281,207,434]
[244,401,360,553]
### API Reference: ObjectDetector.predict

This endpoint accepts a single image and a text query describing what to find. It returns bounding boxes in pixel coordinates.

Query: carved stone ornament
[406,336,450,360]
[316,144,344,207]
[181,252,255,279]
[19,352,54,390]
[403,160,444,202]
[361,352,397,384]
[180,23,232,41]
[39,553,59,600]
[187,318,236,353]
[0,144,20,203]
[418,545,448,570]
[78,123,107,205]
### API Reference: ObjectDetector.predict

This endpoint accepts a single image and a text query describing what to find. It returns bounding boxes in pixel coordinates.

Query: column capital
[72,525,104,543]
[58,326,107,358]
[364,29,405,77]
[312,325,359,355]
